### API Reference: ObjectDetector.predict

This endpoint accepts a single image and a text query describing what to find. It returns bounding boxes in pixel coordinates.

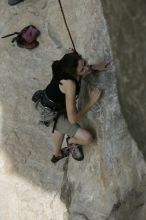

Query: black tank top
[45,75,81,108]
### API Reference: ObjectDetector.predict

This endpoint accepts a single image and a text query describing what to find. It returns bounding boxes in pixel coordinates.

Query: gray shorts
[36,102,80,137]
[55,114,80,137]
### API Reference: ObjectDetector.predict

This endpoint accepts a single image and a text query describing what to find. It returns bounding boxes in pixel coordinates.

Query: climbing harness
[58,0,76,51]
[32,90,66,133]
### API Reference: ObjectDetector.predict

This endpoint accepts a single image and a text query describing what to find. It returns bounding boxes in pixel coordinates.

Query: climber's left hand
[91,60,111,72]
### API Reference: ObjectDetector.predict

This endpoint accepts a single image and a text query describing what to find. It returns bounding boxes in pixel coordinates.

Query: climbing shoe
[66,137,84,161]
[8,0,24,6]
[51,147,69,163]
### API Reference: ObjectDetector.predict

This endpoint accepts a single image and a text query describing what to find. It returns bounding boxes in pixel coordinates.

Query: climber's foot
[51,147,70,163]
[66,137,84,161]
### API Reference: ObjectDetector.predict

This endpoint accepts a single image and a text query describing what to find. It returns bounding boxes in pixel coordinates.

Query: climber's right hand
[88,88,102,107]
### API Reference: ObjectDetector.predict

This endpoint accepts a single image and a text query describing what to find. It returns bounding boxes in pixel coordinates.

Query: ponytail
[52,60,61,78]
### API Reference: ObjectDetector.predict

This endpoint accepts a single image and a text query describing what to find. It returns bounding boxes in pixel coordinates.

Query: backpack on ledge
[1,25,40,49]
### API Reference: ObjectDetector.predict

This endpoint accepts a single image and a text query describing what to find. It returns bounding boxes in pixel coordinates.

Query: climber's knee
[74,128,93,145]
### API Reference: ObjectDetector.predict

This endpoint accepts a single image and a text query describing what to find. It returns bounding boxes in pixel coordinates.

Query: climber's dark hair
[52,52,82,80]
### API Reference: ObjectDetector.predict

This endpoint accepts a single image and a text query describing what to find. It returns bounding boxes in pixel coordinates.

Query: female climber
[32,51,109,163]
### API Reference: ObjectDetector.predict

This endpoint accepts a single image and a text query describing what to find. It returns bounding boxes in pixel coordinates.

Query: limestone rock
[0,0,146,220]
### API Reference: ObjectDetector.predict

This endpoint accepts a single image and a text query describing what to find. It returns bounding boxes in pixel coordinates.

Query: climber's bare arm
[82,60,110,78]
[59,79,101,124]
[90,60,110,71]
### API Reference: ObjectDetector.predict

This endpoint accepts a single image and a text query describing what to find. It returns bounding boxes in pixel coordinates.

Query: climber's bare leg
[52,130,65,156]
[68,128,93,146]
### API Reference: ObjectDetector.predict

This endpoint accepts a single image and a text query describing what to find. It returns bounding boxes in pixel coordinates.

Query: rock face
[101,0,146,158]
[0,1,146,220]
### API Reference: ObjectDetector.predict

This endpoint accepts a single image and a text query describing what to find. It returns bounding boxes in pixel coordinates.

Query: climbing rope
[58,0,76,51]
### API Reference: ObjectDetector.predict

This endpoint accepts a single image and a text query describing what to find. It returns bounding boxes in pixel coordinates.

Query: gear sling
[32,90,66,133]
